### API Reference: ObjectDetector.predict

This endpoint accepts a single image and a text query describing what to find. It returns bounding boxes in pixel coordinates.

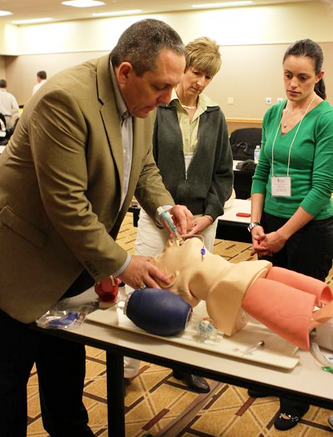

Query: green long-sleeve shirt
[251,100,333,219]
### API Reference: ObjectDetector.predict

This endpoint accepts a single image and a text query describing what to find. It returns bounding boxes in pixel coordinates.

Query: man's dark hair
[111,19,184,76]
[37,71,47,80]
[0,79,7,88]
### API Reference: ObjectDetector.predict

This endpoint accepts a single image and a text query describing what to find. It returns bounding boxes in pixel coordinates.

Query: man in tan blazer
[0,19,190,437]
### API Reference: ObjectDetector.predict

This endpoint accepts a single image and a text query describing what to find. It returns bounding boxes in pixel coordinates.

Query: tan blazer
[0,54,173,323]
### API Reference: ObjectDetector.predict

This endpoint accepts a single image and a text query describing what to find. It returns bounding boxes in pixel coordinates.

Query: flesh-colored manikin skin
[151,237,272,336]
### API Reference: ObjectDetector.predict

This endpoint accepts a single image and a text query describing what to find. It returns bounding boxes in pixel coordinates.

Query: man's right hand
[118,255,171,290]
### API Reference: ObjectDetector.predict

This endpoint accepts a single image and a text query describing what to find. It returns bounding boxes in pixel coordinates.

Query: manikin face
[178,66,213,98]
[283,55,324,103]
[117,49,186,118]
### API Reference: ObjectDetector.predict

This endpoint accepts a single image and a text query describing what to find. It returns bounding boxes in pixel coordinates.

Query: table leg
[106,351,125,437]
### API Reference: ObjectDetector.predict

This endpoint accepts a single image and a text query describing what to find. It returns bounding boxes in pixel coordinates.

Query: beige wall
[0,57,6,80]
[1,1,333,116]
[5,51,109,104]
[0,23,19,55]
[210,42,333,119]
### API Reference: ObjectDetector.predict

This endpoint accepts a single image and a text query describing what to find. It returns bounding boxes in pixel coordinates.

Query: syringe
[157,207,184,243]
[242,340,265,356]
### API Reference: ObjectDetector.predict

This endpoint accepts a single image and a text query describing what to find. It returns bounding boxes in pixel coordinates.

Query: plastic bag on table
[36,299,96,330]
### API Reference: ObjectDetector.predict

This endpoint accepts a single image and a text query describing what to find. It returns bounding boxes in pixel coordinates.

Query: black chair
[0,113,8,145]
[230,128,262,199]
[0,113,18,145]
[233,168,254,199]
[229,127,262,149]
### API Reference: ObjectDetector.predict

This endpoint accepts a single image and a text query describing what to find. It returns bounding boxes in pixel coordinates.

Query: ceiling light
[62,0,105,8]
[12,18,53,25]
[192,1,253,8]
[92,9,141,17]
[0,10,12,17]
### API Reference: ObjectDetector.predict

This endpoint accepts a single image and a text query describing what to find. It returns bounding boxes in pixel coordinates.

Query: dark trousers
[259,212,333,413]
[260,212,333,281]
[0,308,94,437]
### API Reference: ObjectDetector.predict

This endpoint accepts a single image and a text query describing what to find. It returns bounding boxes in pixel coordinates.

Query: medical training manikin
[141,238,333,349]
[96,237,333,350]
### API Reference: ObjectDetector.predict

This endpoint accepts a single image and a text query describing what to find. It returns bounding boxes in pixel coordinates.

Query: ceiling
[0,0,316,25]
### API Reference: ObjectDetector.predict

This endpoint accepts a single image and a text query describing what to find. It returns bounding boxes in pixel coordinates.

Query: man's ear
[117,62,134,85]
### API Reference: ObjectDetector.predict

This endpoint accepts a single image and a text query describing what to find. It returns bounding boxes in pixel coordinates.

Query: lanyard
[271,94,316,177]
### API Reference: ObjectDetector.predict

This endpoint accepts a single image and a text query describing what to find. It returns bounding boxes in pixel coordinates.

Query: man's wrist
[113,254,131,277]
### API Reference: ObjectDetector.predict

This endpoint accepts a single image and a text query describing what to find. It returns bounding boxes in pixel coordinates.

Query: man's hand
[169,205,193,236]
[118,255,171,290]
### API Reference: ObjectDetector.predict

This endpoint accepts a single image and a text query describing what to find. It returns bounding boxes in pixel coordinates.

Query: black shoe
[274,403,309,431]
[172,370,210,393]
[248,388,272,398]
[328,415,333,430]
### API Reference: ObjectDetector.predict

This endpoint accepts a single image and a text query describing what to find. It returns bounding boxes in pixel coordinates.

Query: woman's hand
[250,225,271,256]
[251,228,287,256]
[260,230,287,254]
[183,215,213,238]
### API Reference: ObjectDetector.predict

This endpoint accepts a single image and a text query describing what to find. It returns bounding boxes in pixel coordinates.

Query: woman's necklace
[176,90,197,110]
[272,93,316,178]
[282,94,316,129]
[181,103,197,110]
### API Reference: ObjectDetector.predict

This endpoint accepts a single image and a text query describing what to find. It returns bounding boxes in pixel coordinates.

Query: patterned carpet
[27,213,333,437]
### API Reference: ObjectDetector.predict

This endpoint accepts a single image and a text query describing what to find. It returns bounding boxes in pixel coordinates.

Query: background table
[217,198,251,242]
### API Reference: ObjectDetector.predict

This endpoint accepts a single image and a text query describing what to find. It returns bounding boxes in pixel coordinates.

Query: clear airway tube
[309,333,333,372]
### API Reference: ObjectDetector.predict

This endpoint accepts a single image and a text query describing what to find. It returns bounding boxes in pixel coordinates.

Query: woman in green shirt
[250,39,333,430]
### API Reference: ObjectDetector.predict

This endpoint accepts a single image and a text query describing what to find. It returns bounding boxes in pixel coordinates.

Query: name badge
[271,176,291,197]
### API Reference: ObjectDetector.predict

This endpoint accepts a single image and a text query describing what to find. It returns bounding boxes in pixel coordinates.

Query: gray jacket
[153,102,233,220]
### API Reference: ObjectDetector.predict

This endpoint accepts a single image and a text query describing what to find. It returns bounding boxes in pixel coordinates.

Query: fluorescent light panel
[92,9,141,17]
[62,0,105,8]
[12,18,53,24]
[193,1,253,8]
[0,10,12,16]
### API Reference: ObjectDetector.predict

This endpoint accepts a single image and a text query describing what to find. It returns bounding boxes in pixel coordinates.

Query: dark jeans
[260,212,333,281]
[0,308,94,437]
